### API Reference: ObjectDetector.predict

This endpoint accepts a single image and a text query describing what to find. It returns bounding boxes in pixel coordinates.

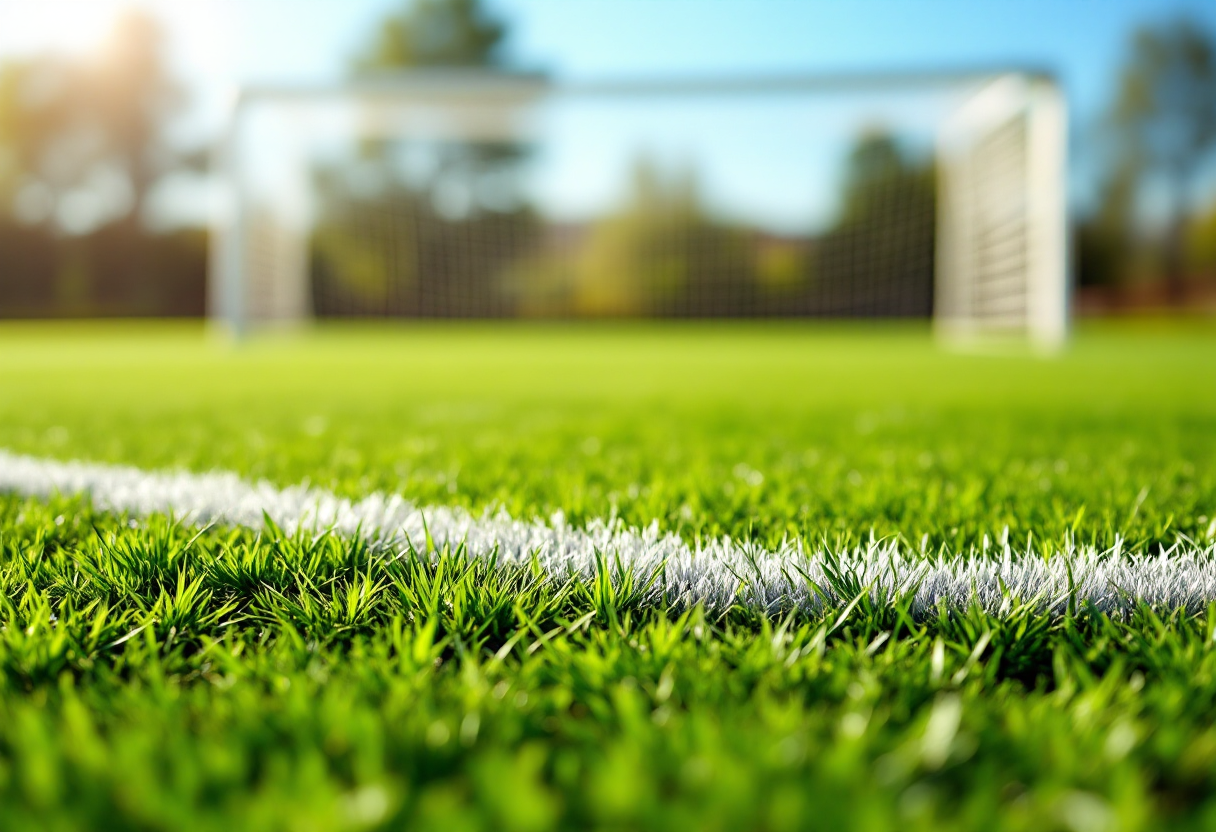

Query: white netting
[212,74,1064,336]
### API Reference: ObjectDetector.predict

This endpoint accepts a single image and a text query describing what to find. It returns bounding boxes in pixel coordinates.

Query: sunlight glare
[0,0,138,56]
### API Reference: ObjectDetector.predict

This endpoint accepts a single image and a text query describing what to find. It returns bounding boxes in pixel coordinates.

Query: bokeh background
[0,0,1214,320]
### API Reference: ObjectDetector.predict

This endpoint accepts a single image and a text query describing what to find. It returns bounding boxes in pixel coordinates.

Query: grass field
[2,320,1216,830]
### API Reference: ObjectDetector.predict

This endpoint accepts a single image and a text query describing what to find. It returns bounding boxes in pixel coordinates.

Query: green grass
[2,320,1215,550]
[2,320,1216,830]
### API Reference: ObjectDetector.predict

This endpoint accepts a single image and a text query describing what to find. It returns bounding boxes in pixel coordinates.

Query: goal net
[209,71,1067,345]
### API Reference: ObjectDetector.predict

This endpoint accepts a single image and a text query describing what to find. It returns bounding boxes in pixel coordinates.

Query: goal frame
[934,73,1069,348]
[209,69,1069,343]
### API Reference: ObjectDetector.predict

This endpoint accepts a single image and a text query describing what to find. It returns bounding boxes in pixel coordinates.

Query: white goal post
[935,74,1069,347]
[209,70,1068,344]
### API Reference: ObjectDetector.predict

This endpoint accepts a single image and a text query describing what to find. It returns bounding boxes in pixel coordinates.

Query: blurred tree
[811,131,936,316]
[837,133,916,220]
[1076,161,1138,288]
[0,55,82,226]
[355,0,506,70]
[1189,197,1216,277]
[1108,18,1216,300]
[0,10,181,232]
[0,10,203,318]
[312,0,535,317]
[92,11,183,226]
[349,0,516,202]
[501,157,756,318]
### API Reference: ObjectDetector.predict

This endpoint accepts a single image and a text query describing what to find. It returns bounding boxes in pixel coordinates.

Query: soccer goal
[209,70,1068,345]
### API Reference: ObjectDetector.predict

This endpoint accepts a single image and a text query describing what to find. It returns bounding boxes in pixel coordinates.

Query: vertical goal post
[935,73,1069,348]
[209,69,1069,345]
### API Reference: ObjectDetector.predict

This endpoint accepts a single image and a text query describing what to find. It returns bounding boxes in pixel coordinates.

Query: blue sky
[1,0,1214,226]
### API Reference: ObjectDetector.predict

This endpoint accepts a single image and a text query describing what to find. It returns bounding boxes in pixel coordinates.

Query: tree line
[1,2,1214,318]
[0,12,205,317]
[308,0,935,318]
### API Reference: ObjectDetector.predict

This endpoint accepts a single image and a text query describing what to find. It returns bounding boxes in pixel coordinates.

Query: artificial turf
[1,320,1215,830]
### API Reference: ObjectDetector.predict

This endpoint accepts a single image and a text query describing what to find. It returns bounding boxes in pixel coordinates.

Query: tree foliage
[354,0,507,71]
[810,131,936,316]
[313,0,530,316]
[0,10,180,232]
[0,10,204,318]
[1099,17,1216,293]
[563,159,756,317]
[1111,19,1216,188]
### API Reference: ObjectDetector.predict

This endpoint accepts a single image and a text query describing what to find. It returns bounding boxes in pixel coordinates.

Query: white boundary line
[2,449,1215,615]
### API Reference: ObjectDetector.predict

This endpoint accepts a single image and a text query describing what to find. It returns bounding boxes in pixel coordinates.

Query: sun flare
[1,0,140,56]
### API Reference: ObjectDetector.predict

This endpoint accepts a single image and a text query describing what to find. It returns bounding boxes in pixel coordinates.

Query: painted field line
[1,449,1215,615]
